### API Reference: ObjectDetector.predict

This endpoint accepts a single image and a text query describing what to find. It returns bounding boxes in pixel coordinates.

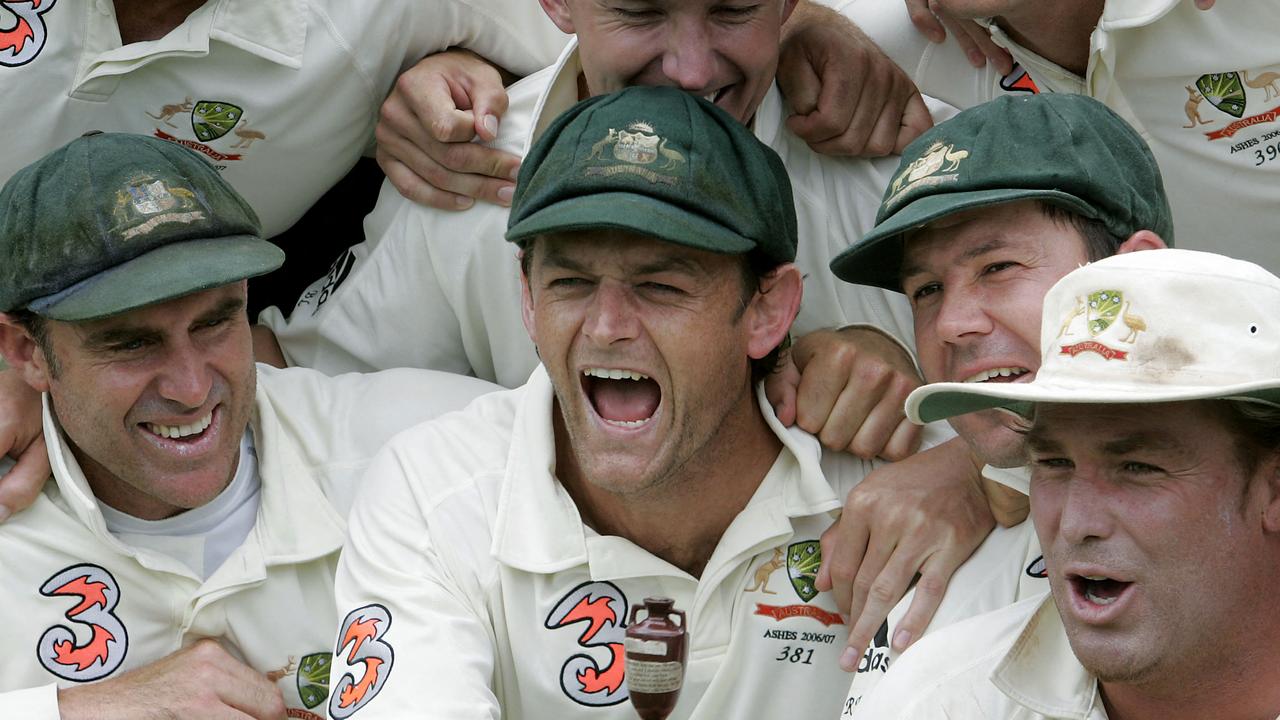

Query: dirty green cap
[829,94,1173,291]
[0,132,283,321]
[506,85,797,264]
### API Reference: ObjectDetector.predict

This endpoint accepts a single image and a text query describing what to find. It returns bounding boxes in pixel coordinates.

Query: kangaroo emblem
[146,97,194,128]
[744,547,786,595]
[1182,85,1212,128]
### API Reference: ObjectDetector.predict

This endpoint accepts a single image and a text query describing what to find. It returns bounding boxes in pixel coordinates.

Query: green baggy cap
[829,94,1173,291]
[506,86,797,264]
[0,132,283,321]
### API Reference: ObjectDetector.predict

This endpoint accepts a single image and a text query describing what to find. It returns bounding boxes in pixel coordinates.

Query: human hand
[376,49,521,210]
[778,2,933,156]
[765,326,921,460]
[903,0,1014,75]
[0,368,48,523]
[58,639,288,720]
[818,437,994,668]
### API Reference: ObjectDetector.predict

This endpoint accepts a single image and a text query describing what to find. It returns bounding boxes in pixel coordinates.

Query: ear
[0,314,54,393]
[745,263,803,361]
[1258,452,1280,534]
[538,0,576,34]
[1116,229,1167,254]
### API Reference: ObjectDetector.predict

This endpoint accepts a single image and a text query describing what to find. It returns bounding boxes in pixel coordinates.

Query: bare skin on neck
[993,0,1103,77]
[554,391,783,579]
[113,0,207,44]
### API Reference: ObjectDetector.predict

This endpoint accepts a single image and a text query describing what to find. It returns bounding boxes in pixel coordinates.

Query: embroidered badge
[1058,290,1146,360]
[545,581,629,706]
[296,652,333,710]
[191,100,244,142]
[885,141,969,210]
[585,121,685,185]
[0,0,57,67]
[787,540,822,602]
[37,564,129,682]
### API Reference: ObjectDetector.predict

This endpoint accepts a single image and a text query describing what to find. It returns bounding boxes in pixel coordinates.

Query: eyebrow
[82,296,246,349]
[1025,423,1182,456]
[539,247,707,278]
[900,237,1015,281]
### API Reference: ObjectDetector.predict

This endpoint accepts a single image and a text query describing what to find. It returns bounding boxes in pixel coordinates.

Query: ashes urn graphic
[624,598,687,720]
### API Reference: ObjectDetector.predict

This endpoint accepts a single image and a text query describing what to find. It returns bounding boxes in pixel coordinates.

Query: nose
[662,18,716,92]
[933,284,994,344]
[1054,471,1116,546]
[154,337,214,410]
[583,281,641,347]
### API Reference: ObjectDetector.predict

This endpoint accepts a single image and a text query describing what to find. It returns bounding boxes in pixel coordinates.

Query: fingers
[932,4,1013,75]
[894,91,934,154]
[904,0,946,43]
[0,435,49,521]
[839,532,899,671]
[887,549,968,654]
[776,40,823,116]
[1195,0,1215,9]
[818,518,870,613]
[878,418,923,464]
[467,72,511,143]
[764,354,802,426]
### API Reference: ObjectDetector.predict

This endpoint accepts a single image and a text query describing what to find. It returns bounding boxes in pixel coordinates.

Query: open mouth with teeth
[703,86,733,106]
[1071,574,1132,607]
[142,410,213,442]
[963,366,1030,384]
[581,368,661,428]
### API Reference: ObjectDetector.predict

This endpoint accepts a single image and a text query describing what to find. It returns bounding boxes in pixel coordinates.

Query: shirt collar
[992,594,1104,719]
[82,0,305,79]
[1098,0,1180,29]
[490,366,841,574]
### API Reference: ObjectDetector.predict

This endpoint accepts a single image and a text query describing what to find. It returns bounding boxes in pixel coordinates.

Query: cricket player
[855,248,1280,718]
[0,133,495,719]
[323,85,1012,720]
[774,92,1172,712]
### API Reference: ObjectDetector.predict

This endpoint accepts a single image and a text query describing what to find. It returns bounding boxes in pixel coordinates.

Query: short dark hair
[1037,201,1127,261]
[519,238,789,385]
[1222,400,1280,479]
[7,309,59,377]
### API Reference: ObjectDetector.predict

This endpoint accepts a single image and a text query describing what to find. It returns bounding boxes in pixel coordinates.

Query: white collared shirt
[264,40,953,386]
[331,365,960,720]
[0,364,497,720]
[851,593,1116,719]
[0,0,567,237]
[835,0,1280,271]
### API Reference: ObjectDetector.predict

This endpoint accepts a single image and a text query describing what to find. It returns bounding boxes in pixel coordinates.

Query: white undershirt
[99,430,261,580]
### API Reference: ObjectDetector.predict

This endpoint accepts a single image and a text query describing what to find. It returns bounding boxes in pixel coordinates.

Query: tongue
[591,378,660,423]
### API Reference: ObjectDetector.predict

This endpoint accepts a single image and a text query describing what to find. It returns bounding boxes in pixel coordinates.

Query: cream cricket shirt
[840,466,1046,718]
[851,593,1117,719]
[0,364,496,720]
[264,41,945,387]
[0,0,567,238]
[329,366,959,720]
[839,0,1280,271]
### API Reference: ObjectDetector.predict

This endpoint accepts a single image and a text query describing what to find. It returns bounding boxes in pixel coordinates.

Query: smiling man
[803,92,1170,712]
[325,85,966,720]
[854,249,1280,719]
[0,133,495,719]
